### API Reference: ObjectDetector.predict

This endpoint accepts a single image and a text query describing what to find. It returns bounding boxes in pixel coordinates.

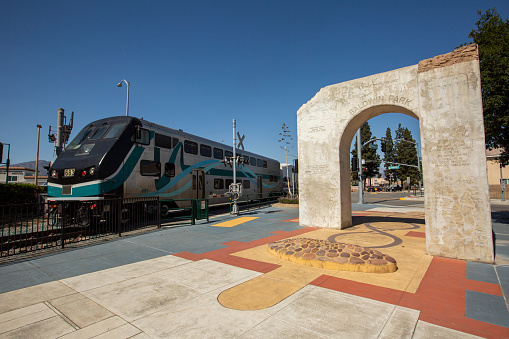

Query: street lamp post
[35,124,42,186]
[117,80,130,116]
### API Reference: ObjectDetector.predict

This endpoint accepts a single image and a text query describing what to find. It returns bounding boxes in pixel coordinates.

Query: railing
[412,188,424,197]
[0,197,159,258]
[159,199,209,226]
[230,192,284,213]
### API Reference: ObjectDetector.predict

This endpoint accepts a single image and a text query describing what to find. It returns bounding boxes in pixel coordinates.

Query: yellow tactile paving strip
[212,217,258,227]
[218,211,431,310]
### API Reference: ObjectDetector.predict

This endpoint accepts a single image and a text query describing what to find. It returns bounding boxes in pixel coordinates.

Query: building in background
[486,148,508,199]
[280,163,298,194]
[0,167,47,186]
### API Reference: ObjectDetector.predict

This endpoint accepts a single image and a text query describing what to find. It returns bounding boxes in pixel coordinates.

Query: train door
[257,175,263,197]
[193,169,205,199]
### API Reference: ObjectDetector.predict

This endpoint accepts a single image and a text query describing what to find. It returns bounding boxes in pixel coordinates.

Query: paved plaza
[0,202,508,338]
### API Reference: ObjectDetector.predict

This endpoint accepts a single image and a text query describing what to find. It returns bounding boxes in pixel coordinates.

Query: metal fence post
[191,200,196,225]
[118,199,122,237]
[61,203,66,249]
[157,197,161,228]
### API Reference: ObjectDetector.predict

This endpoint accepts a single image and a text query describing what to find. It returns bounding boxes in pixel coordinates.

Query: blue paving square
[0,262,54,293]
[495,266,509,304]
[466,261,499,284]
[465,290,509,328]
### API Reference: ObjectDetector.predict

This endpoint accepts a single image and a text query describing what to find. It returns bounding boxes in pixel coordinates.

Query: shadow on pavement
[352,215,425,227]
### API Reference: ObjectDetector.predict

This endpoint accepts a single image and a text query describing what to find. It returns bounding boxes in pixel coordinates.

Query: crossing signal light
[381,137,386,153]
[351,157,358,171]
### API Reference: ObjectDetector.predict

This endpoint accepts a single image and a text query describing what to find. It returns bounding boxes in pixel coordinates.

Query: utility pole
[278,123,294,197]
[35,124,42,185]
[232,119,238,215]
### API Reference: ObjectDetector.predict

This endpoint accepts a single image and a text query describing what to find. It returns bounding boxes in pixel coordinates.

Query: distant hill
[11,160,52,173]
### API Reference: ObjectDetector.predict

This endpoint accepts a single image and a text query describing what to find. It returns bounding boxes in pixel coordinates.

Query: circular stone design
[268,238,397,273]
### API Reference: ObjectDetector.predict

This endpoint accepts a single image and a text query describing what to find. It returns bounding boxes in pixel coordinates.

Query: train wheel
[160,204,169,218]
[121,208,130,224]
[77,207,90,227]
[48,209,58,226]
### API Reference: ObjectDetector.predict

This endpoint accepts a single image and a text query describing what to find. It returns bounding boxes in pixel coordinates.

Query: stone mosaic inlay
[268,238,397,273]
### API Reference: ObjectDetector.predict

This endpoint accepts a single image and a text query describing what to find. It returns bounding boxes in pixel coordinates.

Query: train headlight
[51,170,58,178]
[89,167,95,175]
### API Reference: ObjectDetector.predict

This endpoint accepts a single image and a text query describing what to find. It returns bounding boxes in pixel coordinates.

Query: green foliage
[351,122,380,183]
[393,124,419,185]
[383,127,395,173]
[467,8,509,165]
[278,197,299,204]
[0,183,46,205]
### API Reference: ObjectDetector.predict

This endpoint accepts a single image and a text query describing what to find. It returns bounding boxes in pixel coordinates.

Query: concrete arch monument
[297,45,493,263]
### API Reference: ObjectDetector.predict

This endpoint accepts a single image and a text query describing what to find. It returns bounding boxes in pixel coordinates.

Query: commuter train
[47,116,282,210]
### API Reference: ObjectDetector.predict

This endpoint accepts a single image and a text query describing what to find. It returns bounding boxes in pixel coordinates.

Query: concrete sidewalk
[0,205,508,338]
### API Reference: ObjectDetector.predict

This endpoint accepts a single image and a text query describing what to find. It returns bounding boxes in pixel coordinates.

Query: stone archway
[297,45,494,263]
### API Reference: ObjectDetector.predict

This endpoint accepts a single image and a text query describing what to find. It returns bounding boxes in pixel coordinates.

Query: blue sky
[1,0,508,166]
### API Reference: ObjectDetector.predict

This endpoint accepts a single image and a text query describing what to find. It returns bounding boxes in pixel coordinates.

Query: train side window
[200,144,212,157]
[164,163,175,177]
[184,140,198,154]
[213,148,223,160]
[257,159,262,167]
[225,150,233,159]
[173,137,179,147]
[225,179,233,187]
[214,178,224,189]
[269,175,273,182]
[155,134,172,149]
[193,175,196,190]
[263,160,267,168]
[243,180,250,189]
[250,157,256,166]
[140,160,160,177]
[134,128,150,145]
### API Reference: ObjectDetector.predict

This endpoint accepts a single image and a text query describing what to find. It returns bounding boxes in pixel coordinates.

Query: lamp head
[117,82,122,87]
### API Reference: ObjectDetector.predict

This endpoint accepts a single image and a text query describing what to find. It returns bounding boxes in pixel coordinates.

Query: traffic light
[351,157,358,171]
[381,137,386,153]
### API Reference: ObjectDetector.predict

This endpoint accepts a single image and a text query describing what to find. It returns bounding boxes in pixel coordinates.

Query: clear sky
[1,0,508,167]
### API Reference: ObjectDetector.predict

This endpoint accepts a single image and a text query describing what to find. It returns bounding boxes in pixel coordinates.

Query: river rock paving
[268,238,397,273]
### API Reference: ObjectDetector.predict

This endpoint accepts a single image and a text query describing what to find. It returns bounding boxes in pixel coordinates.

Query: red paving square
[405,231,426,238]
[173,221,507,338]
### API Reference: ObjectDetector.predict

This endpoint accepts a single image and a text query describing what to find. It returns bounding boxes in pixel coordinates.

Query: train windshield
[67,125,94,150]
[67,121,128,150]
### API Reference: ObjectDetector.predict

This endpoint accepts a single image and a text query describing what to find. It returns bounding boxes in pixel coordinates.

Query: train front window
[67,125,94,150]
[89,124,109,140]
[103,122,127,139]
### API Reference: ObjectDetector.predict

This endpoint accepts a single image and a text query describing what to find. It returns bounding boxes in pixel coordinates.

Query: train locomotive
[47,116,282,220]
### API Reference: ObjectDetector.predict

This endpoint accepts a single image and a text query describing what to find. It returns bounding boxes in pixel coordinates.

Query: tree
[351,122,380,185]
[466,8,509,165]
[393,124,419,186]
[383,127,396,184]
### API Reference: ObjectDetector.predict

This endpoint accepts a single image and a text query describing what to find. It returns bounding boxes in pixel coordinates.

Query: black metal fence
[1,192,283,259]
[0,197,159,258]
[231,192,285,213]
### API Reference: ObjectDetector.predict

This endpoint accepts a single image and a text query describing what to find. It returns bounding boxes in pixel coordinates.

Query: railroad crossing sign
[237,132,245,150]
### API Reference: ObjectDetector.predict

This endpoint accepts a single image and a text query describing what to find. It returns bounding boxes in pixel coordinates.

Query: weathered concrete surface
[297,45,494,263]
